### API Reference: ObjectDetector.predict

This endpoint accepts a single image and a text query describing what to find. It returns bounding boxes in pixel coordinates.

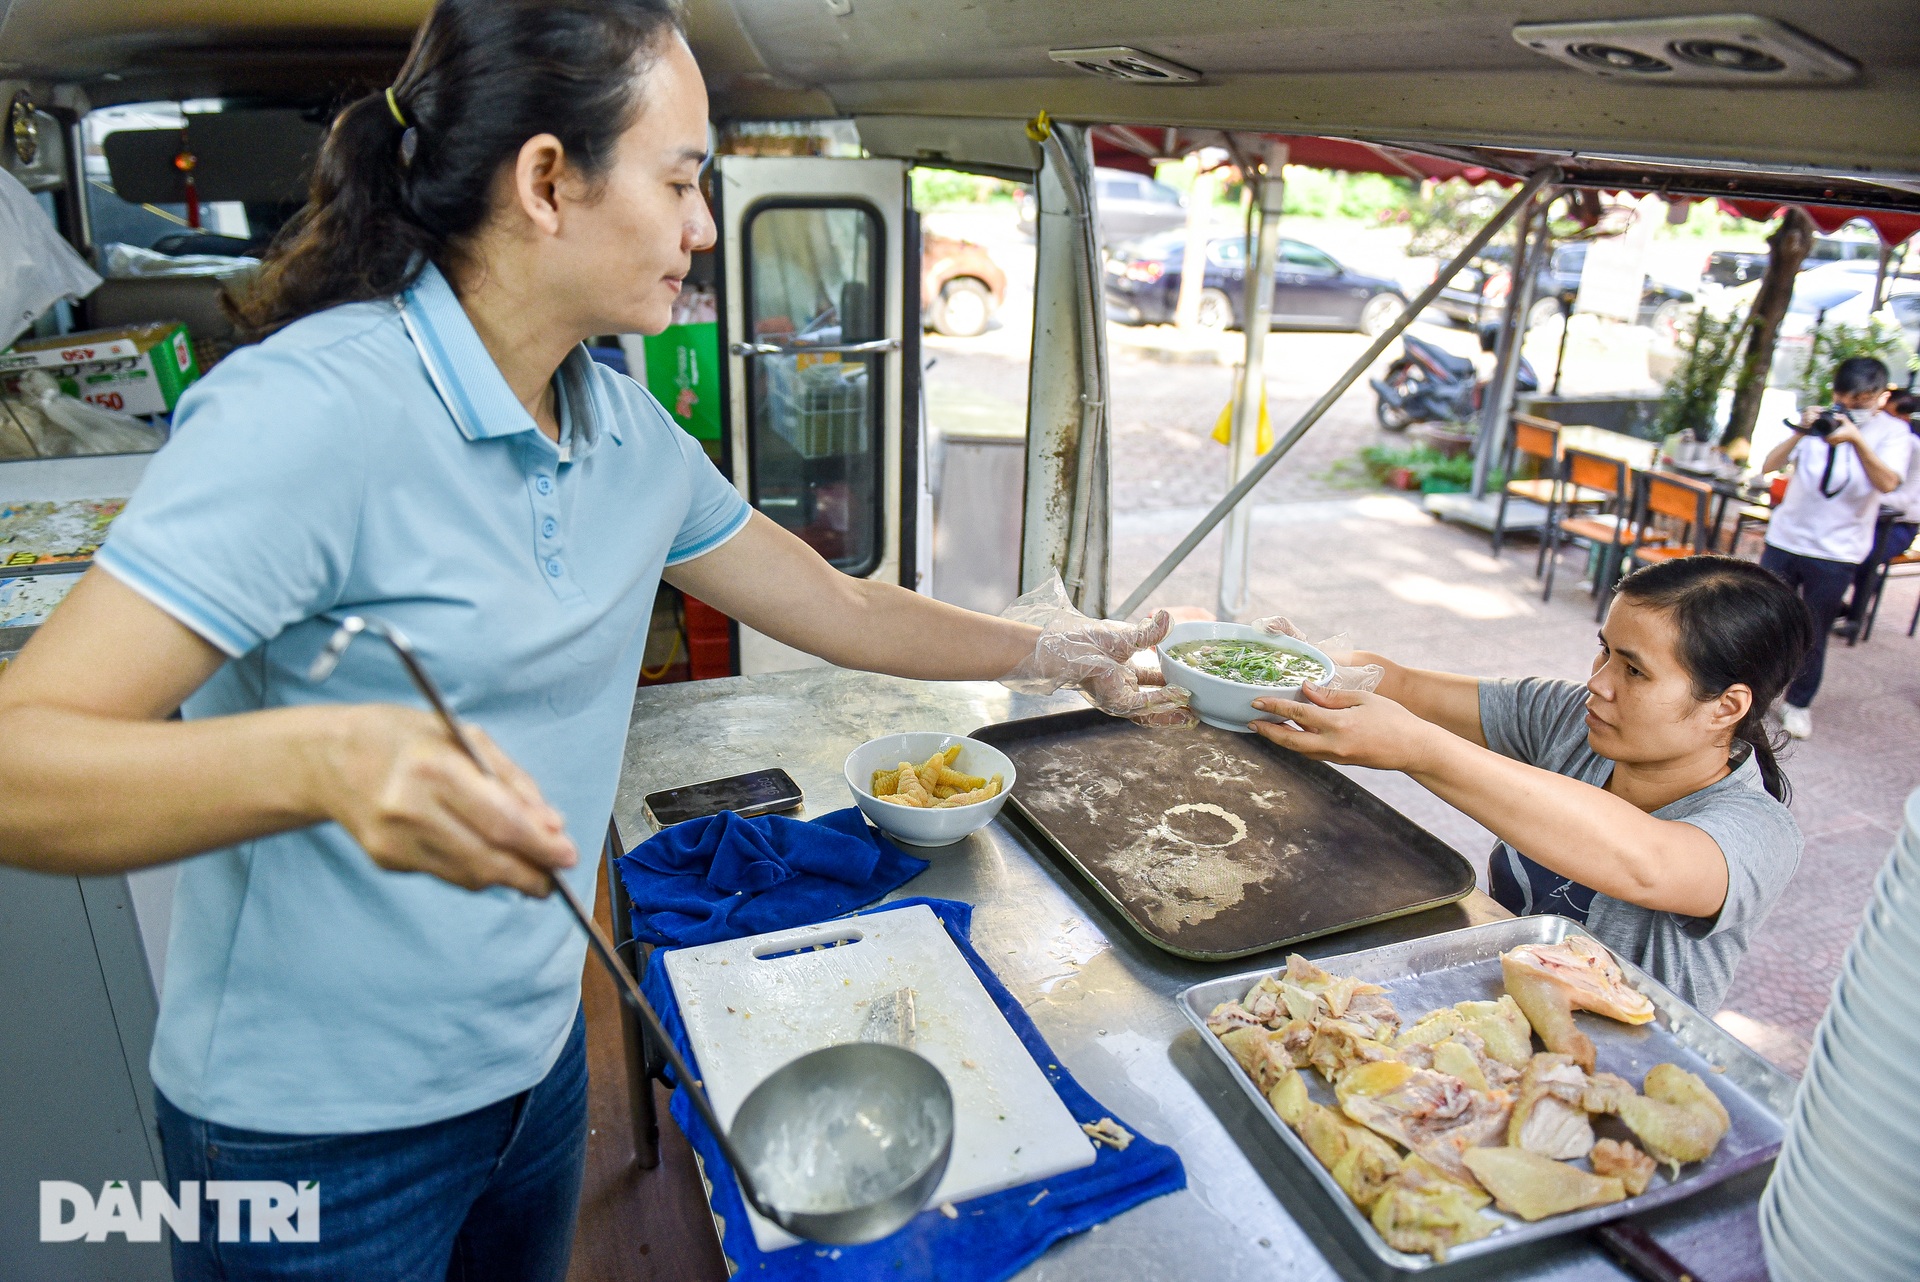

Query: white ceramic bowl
[843,732,1016,849]
[1154,621,1334,734]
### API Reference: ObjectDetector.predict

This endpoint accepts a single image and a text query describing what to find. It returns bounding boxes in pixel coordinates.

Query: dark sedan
[1433,242,1692,333]
[1102,232,1410,335]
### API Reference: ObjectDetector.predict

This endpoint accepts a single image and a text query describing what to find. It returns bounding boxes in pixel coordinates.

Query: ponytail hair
[228,0,682,339]
[1613,556,1814,803]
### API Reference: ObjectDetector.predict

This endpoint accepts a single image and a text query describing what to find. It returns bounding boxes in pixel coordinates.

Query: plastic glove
[1000,575,1195,728]
[1247,615,1385,693]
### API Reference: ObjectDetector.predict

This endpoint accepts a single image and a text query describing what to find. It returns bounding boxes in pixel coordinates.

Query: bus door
[714,155,925,675]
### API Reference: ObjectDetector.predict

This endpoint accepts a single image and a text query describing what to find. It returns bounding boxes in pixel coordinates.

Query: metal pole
[1872,241,1892,312]
[1218,141,1286,621]
[1472,195,1550,499]
[1110,167,1556,621]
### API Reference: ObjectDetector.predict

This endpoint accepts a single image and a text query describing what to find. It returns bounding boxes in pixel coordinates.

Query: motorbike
[1370,328,1538,431]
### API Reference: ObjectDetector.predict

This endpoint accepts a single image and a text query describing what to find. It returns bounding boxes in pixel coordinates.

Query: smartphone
[643,768,803,828]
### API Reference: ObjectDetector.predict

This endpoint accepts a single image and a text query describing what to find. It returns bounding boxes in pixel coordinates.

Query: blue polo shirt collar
[398,262,621,456]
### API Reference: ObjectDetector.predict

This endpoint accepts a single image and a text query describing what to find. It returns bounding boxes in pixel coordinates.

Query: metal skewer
[308,616,952,1244]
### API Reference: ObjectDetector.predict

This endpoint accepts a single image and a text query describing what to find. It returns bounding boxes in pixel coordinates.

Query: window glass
[744,204,884,575]
[1148,182,1182,205]
[1280,242,1340,275]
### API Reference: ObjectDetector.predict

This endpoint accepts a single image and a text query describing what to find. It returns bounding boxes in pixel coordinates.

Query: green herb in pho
[1167,639,1328,687]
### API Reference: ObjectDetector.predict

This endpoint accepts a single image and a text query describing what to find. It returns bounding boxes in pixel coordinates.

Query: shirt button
[541,517,557,538]
[546,558,563,578]
[536,476,553,495]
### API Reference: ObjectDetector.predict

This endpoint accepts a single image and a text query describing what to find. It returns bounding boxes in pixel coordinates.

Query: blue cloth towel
[617,807,928,947]
[640,896,1187,1280]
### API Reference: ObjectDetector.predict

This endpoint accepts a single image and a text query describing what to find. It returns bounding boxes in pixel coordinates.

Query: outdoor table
[612,667,1770,1281]
[1556,425,1657,473]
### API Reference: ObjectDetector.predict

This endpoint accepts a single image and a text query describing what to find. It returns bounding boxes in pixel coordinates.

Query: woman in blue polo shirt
[0,3,1180,1279]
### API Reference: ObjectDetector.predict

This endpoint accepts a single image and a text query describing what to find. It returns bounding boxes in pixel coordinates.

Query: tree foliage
[1798,318,1914,406]
[1654,306,1750,442]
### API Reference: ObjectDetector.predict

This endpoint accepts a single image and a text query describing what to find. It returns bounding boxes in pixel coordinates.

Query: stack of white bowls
[1761,787,1920,1280]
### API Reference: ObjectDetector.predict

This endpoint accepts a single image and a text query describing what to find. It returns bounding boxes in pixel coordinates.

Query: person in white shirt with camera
[1759,356,1914,740]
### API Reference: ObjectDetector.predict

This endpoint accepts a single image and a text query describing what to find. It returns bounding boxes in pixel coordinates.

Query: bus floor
[569,860,728,1282]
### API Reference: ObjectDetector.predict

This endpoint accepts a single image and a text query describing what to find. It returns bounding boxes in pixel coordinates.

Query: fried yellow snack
[893,760,935,807]
[936,766,988,790]
[872,767,900,796]
[932,774,1003,808]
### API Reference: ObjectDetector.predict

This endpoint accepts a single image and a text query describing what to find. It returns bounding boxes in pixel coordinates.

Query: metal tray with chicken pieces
[1177,915,1797,1270]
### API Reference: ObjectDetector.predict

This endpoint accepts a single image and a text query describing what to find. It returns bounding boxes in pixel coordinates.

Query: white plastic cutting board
[663,905,1097,1252]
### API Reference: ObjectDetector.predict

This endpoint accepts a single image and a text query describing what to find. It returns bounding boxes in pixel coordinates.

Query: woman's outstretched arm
[1250,684,1730,918]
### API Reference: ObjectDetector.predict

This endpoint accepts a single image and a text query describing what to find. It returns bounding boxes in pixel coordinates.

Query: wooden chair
[1491,414,1608,569]
[1859,547,1920,642]
[1625,471,1714,585]
[1542,449,1656,619]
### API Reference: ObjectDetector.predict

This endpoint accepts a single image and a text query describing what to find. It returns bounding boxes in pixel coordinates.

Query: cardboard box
[1,321,201,416]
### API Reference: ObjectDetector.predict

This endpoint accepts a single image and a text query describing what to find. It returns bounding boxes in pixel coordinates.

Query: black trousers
[1843,516,1920,626]
[1761,544,1855,708]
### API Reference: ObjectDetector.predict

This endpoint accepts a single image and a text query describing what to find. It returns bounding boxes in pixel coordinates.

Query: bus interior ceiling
[0,0,1915,210]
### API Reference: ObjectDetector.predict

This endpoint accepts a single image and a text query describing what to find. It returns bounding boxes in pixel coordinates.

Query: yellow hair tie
[1024,109,1052,143]
[384,86,408,128]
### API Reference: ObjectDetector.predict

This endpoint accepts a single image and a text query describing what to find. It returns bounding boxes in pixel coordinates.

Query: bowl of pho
[1155,621,1333,733]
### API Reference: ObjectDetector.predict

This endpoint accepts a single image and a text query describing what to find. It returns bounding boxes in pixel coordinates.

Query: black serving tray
[974,709,1475,960]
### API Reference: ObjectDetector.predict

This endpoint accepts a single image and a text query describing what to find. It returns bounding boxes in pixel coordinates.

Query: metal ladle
[309,615,954,1245]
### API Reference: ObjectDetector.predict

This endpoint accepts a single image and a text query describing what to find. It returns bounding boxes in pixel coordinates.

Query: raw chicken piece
[1398,1029,1521,1093]
[1454,997,1537,1069]
[1268,1065,1309,1128]
[1508,1053,1595,1160]
[1587,1064,1730,1172]
[1266,955,1403,1040]
[1206,1000,1265,1036]
[1590,1138,1657,1196]
[1219,1025,1297,1094]
[1461,1146,1626,1221]
[1430,1039,1490,1092]
[1395,1007,1465,1050]
[1337,1060,1513,1187]
[1306,1019,1399,1085]
[1501,938,1654,1071]
[1397,997,1535,1071]
[1370,1155,1497,1263]
[1299,1101,1402,1210]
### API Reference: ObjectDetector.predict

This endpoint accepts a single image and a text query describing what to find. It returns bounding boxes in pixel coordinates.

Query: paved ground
[919,205,1919,1075]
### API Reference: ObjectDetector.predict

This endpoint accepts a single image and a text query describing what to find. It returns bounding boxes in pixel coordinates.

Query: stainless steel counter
[613,668,1767,1281]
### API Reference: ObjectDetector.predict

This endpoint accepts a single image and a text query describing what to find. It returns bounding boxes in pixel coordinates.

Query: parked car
[921,232,1006,337]
[1714,261,1920,390]
[1016,166,1188,249]
[1102,231,1409,334]
[1702,228,1883,288]
[1432,241,1693,333]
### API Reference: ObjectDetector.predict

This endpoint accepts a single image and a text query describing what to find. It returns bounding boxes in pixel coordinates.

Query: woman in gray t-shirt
[1248,556,1812,1014]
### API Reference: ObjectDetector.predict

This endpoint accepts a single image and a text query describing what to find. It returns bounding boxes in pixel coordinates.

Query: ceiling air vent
[1512,15,1857,85]
[1048,47,1200,84]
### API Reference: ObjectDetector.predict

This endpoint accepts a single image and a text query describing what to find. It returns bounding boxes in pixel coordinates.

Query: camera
[1801,407,1846,438]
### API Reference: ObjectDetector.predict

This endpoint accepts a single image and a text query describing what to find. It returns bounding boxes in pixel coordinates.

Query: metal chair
[602,817,664,1169]
[1490,413,1607,568]
[1859,547,1920,642]
[1726,502,1772,555]
[1542,449,1651,619]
